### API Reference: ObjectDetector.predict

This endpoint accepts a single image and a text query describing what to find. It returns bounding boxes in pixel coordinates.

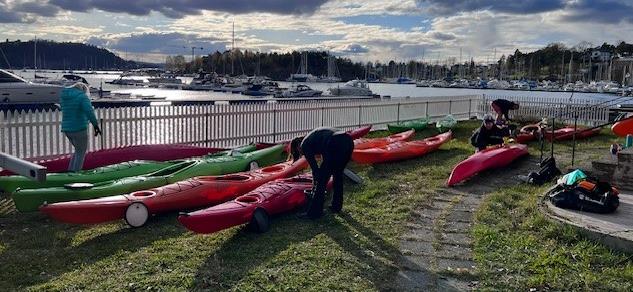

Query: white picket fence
[480,94,611,125]
[1,96,480,159]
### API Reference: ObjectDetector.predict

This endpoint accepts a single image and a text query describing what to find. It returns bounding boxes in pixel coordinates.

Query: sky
[1,0,633,64]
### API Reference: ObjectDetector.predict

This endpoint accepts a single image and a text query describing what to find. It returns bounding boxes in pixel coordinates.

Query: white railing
[480,94,610,125]
[1,96,480,159]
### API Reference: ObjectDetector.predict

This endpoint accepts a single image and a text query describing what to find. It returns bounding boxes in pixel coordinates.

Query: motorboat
[276,84,322,98]
[328,80,373,96]
[0,69,62,103]
[182,72,222,91]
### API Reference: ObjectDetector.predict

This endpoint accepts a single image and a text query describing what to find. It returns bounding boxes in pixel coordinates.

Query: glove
[93,125,102,137]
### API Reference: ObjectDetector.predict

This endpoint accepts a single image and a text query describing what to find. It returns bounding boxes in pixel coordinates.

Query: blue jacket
[59,87,98,132]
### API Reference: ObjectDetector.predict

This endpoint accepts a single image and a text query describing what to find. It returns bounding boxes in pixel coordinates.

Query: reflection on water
[16,69,616,102]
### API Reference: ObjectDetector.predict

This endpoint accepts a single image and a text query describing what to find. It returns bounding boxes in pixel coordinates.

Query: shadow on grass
[0,211,184,289]
[190,210,427,291]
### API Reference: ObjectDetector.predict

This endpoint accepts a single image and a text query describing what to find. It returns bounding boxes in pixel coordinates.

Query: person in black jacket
[471,115,510,151]
[290,127,354,219]
[491,98,519,122]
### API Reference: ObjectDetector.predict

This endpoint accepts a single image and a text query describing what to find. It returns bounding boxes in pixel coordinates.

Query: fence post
[468,98,472,119]
[397,103,401,123]
[205,106,211,147]
[272,108,277,142]
[99,118,105,150]
[358,105,362,127]
[448,100,452,115]
[321,106,325,126]
[425,101,429,118]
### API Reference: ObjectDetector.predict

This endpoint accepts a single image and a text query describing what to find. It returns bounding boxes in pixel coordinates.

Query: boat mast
[33,36,37,73]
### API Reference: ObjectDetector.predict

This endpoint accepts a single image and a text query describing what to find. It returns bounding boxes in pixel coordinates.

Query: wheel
[248,208,270,233]
[125,202,149,228]
[249,161,259,170]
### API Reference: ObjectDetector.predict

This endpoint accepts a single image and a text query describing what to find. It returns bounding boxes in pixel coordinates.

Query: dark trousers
[307,134,354,218]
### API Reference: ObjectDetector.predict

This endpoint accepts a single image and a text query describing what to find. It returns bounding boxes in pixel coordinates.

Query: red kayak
[256,125,373,151]
[446,144,529,186]
[515,124,541,144]
[178,175,320,234]
[0,144,227,176]
[40,158,308,227]
[354,129,415,150]
[352,131,451,164]
[543,127,600,141]
[612,117,633,137]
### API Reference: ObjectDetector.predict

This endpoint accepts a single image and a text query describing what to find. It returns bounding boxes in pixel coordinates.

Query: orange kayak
[612,117,633,137]
[354,130,415,150]
[543,127,600,141]
[352,131,452,164]
[446,144,528,186]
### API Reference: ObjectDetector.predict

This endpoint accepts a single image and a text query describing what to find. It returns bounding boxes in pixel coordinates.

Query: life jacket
[549,178,619,214]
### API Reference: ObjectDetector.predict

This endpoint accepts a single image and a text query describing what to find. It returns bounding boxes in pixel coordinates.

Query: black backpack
[549,180,620,214]
[527,157,562,185]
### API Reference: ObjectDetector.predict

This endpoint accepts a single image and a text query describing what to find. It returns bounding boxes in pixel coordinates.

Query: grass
[0,121,631,290]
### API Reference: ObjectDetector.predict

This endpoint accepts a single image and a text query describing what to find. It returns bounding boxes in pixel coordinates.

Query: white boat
[287,52,319,82]
[486,79,511,89]
[0,69,62,103]
[415,80,431,87]
[277,84,322,98]
[328,80,373,96]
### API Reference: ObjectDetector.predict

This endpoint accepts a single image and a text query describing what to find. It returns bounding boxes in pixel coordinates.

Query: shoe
[328,205,342,214]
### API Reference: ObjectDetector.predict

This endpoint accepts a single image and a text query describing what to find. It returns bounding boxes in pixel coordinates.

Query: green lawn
[0,122,631,291]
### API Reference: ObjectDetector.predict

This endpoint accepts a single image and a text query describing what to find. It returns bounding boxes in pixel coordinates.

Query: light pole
[186,46,204,71]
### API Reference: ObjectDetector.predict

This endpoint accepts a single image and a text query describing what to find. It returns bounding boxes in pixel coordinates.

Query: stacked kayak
[354,130,415,150]
[255,125,373,151]
[0,160,177,194]
[446,144,529,186]
[515,124,541,144]
[353,131,452,164]
[387,118,429,133]
[612,117,633,137]
[0,144,228,176]
[0,145,261,194]
[179,175,317,234]
[40,158,308,227]
[13,144,285,212]
[436,115,457,133]
[543,127,600,141]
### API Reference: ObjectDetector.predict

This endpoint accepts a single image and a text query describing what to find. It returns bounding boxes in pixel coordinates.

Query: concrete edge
[537,194,633,254]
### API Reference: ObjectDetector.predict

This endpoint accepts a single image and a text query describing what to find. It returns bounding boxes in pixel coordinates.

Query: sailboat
[287,52,318,82]
[319,54,341,83]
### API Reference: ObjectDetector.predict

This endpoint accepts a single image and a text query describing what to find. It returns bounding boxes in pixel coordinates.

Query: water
[15,69,617,102]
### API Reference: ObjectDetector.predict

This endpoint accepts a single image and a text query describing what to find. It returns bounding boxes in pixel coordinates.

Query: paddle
[343,168,363,184]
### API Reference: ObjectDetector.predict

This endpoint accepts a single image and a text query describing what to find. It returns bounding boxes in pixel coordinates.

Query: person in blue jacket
[59,83,101,172]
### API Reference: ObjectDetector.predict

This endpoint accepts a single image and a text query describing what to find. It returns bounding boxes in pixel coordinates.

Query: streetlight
[186,46,204,63]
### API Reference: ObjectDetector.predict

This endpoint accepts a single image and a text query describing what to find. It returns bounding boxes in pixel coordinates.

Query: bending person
[290,127,354,219]
[491,98,519,122]
[60,83,101,172]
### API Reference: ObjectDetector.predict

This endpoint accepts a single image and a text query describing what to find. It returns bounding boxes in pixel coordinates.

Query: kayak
[0,160,176,194]
[354,130,415,150]
[515,124,541,144]
[0,144,260,194]
[0,144,228,176]
[40,158,308,226]
[543,127,600,141]
[178,175,317,234]
[612,117,633,137]
[352,131,452,164]
[387,118,430,133]
[446,144,529,186]
[436,115,457,132]
[12,144,285,212]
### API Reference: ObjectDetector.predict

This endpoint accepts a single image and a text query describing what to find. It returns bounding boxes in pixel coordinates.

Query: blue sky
[1,0,633,63]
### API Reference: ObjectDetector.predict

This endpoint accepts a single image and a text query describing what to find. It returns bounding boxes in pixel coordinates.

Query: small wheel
[248,208,270,233]
[125,202,149,228]
[249,161,259,170]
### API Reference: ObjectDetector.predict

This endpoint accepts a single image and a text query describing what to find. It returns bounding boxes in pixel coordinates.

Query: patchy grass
[472,129,633,291]
[1,120,631,291]
[0,122,478,291]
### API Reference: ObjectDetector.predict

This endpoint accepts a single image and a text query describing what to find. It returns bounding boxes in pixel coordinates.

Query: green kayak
[13,144,285,212]
[388,118,430,133]
[0,144,258,194]
[436,115,457,132]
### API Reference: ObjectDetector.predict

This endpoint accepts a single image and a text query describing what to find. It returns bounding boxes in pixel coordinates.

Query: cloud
[48,0,329,18]
[14,1,60,17]
[86,32,227,55]
[418,0,566,15]
[337,43,369,54]
[562,0,633,24]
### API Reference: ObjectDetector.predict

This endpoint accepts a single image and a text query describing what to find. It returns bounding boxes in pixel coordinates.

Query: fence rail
[1,96,480,159]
